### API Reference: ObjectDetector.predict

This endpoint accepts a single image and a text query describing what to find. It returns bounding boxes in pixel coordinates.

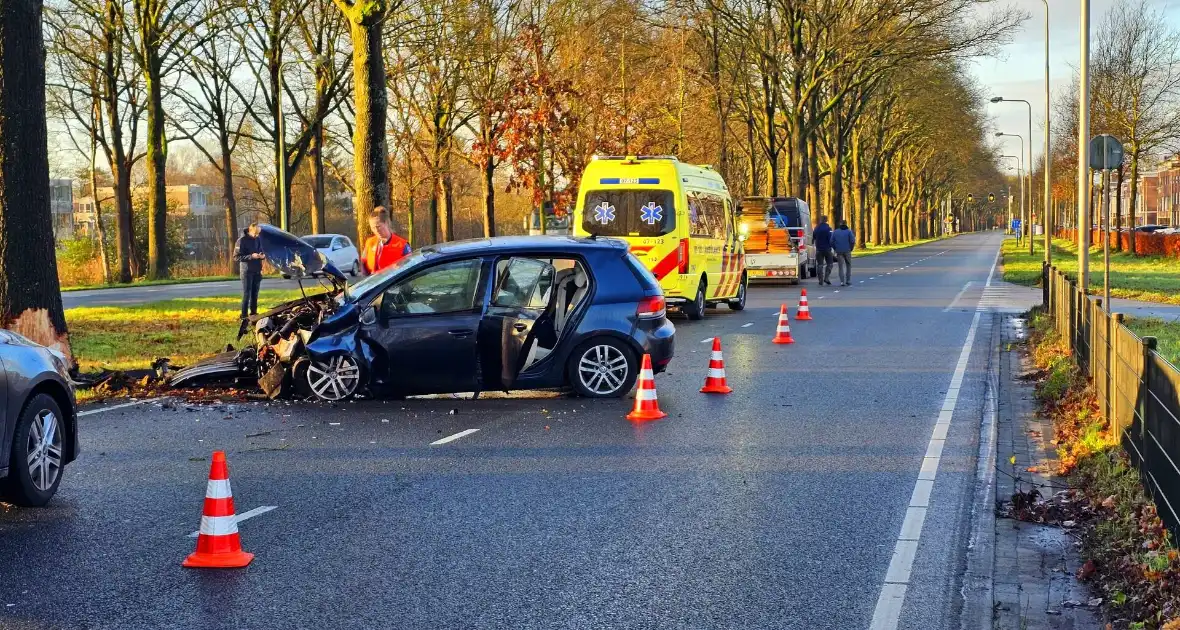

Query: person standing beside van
[832,221,855,286]
[812,215,834,285]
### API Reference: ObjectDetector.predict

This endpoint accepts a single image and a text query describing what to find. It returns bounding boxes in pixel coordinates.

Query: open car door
[479,257,556,391]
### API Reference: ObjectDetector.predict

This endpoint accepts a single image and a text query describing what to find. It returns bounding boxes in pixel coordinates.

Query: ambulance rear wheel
[728,274,747,311]
[685,278,707,321]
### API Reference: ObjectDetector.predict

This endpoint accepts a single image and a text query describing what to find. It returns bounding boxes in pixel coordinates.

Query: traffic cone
[627,354,667,421]
[796,289,813,321]
[773,305,796,344]
[700,337,733,394]
[183,451,254,569]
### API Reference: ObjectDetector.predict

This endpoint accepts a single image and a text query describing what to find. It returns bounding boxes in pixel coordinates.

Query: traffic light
[988,193,995,202]
[967,193,974,203]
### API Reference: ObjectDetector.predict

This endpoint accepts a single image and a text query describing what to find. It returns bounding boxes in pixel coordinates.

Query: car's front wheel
[568,338,638,398]
[305,354,363,401]
[349,260,360,277]
[2,394,67,507]
[728,274,747,311]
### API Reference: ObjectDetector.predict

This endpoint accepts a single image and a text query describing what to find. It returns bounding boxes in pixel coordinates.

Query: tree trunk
[220,143,238,267]
[482,154,495,239]
[346,13,391,243]
[831,131,846,225]
[309,122,326,234]
[807,131,821,219]
[89,108,111,284]
[142,34,168,279]
[1128,149,1140,255]
[0,0,71,356]
[1113,163,1123,252]
[746,114,760,195]
[113,162,135,279]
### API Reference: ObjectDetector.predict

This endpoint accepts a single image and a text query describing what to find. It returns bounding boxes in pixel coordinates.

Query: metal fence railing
[1042,263,1180,534]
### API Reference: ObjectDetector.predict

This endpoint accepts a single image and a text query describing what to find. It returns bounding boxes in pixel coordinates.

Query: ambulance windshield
[581,190,676,237]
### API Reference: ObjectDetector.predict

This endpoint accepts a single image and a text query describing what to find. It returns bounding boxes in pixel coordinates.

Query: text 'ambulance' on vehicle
[572,156,747,320]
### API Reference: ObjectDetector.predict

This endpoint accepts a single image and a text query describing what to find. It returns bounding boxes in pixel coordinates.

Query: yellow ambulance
[572,155,746,319]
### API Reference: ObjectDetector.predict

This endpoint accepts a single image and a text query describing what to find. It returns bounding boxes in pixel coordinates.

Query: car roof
[423,235,627,257]
[302,233,345,238]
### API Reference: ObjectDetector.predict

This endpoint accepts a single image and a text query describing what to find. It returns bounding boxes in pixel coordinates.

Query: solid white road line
[701,337,715,344]
[188,505,277,538]
[869,244,998,630]
[742,323,754,328]
[431,428,480,445]
[78,398,160,417]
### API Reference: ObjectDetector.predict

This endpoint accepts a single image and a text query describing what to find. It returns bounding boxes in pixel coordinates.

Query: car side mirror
[360,304,377,326]
[332,243,342,251]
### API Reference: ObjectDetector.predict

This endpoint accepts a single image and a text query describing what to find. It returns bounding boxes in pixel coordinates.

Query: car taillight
[792,228,804,238]
[637,295,666,319]
[677,238,689,273]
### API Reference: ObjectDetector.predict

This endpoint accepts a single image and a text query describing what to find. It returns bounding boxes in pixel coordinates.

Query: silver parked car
[301,234,362,277]
[0,330,78,506]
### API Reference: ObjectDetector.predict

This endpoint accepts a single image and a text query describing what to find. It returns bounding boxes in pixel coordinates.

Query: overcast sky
[969,0,1180,173]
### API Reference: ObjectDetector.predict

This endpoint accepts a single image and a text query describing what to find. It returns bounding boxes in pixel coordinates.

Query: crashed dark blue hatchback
[171,231,675,401]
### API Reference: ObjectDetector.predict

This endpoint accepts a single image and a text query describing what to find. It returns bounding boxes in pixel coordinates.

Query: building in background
[50,179,74,239]
[1155,155,1180,227]
[1121,171,1160,227]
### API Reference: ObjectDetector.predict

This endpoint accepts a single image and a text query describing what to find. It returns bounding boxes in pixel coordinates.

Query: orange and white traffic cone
[627,354,667,421]
[183,451,254,569]
[700,337,732,394]
[773,305,796,344]
[796,289,813,321]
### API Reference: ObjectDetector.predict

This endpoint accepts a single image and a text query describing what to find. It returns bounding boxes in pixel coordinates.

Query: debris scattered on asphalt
[245,431,272,438]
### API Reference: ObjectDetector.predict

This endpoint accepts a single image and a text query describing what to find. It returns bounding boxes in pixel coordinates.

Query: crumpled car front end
[167,225,358,400]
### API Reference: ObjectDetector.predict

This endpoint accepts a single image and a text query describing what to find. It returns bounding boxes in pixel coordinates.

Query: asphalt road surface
[7,232,1014,629]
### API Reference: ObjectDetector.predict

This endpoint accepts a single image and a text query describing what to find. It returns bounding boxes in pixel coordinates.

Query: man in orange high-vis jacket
[362,206,411,275]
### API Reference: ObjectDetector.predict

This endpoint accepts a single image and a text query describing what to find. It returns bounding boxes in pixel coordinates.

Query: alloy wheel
[25,409,63,493]
[577,344,629,396]
[306,355,362,401]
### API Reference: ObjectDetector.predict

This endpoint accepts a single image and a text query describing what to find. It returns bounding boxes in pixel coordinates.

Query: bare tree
[1092,0,1180,254]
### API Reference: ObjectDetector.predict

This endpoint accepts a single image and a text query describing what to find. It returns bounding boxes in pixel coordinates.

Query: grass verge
[67,288,316,373]
[853,234,950,258]
[1025,309,1180,628]
[1123,317,1180,368]
[1003,237,1180,305]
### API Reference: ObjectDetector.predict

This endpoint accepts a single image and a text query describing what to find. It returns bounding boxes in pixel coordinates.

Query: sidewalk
[986,315,1104,630]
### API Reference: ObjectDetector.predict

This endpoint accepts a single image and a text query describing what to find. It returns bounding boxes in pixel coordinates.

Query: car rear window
[769,206,803,229]
[582,189,676,237]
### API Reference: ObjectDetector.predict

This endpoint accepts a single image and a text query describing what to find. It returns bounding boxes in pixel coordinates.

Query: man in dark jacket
[831,221,855,286]
[233,223,265,319]
[812,215,834,285]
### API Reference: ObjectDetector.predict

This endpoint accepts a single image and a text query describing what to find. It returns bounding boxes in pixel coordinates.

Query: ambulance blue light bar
[599,178,661,185]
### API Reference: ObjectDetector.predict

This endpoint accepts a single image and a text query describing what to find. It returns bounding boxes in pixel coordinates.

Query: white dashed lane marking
[431,429,480,445]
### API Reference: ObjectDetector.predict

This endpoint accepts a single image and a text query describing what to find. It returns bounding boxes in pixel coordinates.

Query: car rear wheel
[684,278,707,320]
[349,260,360,277]
[728,274,747,311]
[2,394,66,507]
[305,354,363,401]
[569,338,637,398]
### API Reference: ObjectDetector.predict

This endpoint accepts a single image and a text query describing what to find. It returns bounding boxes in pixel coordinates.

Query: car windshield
[581,189,676,237]
[303,235,334,248]
[344,248,435,300]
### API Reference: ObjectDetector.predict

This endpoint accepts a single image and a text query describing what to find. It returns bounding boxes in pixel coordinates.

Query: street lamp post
[998,143,1025,243]
[1000,155,1021,235]
[990,98,1036,255]
[1077,0,1091,295]
[996,132,1028,248]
